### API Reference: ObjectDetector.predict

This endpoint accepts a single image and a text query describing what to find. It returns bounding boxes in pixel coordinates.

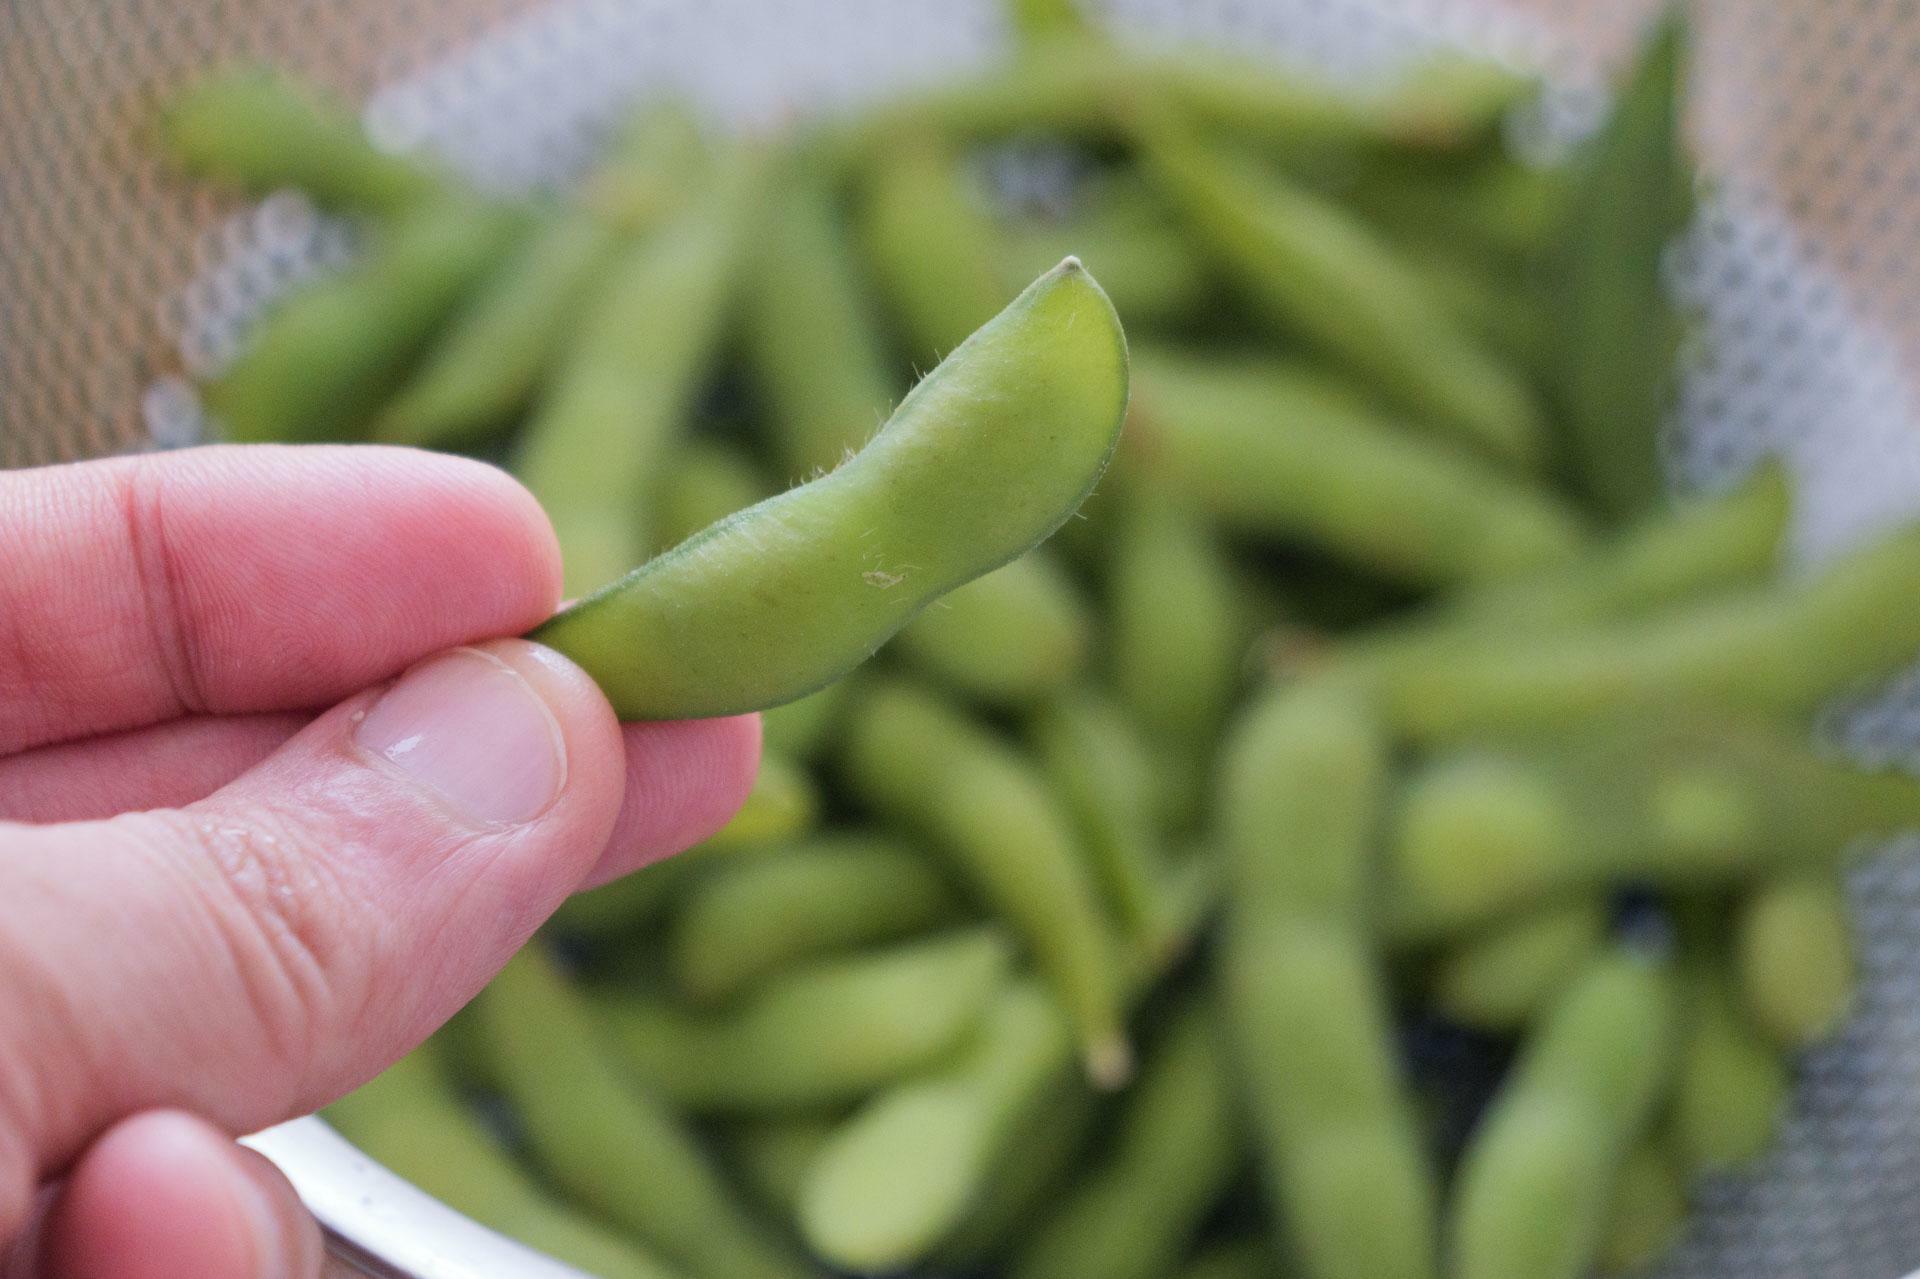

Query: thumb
[0,638,631,1234]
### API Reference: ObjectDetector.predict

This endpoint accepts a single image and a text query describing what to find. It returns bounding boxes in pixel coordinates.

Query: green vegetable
[654,438,775,552]
[515,156,758,595]
[1137,111,1545,467]
[720,1113,842,1218]
[933,1075,1099,1268]
[798,979,1073,1271]
[1599,1140,1687,1274]
[859,138,1010,360]
[1551,9,1693,519]
[163,69,449,213]
[896,551,1093,707]
[668,833,963,1005]
[1011,998,1241,1279]
[1668,918,1791,1178]
[1218,684,1439,1279]
[325,1044,684,1279]
[1129,346,1585,586]
[843,679,1132,1086]
[533,258,1129,719]
[597,928,1012,1110]
[744,162,899,479]
[1450,947,1679,1279]
[1735,871,1856,1048]
[1431,899,1611,1032]
[1176,1239,1283,1279]
[207,199,522,442]
[471,946,812,1279]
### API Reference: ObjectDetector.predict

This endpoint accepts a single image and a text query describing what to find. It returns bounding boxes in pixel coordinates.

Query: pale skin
[0,445,762,1277]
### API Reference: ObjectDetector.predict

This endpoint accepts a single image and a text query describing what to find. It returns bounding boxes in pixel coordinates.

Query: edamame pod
[858,137,1010,360]
[933,1075,1099,1268]
[896,551,1093,707]
[743,163,899,479]
[1137,113,1545,467]
[1010,999,1240,1279]
[843,679,1132,1086]
[1029,688,1170,956]
[1386,709,1920,940]
[1552,10,1693,520]
[1735,872,1856,1048]
[325,1045,684,1279]
[533,257,1129,719]
[1600,1140,1686,1274]
[163,69,449,213]
[471,947,813,1279]
[654,437,774,552]
[1218,685,1438,1279]
[668,832,963,1004]
[1324,461,1788,685]
[1375,520,1920,741]
[1451,947,1679,1279]
[1107,489,1250,825]
[547,752,817,940]
[515,155,758,595]
[373,206,623,448]
[798,978,1073,1271]
[1668,923,1791,1178]
[207,199,522,442]
[1338,154,1569,266]
[1128,346,1585,585]
[598,928,1012,1110]
[1431,899,1611,1032]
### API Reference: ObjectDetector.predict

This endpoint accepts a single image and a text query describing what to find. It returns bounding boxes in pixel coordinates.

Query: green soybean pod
[206,199,522,443]
[1668,928,1791,1178]
[654,437,774,553]
[1005,0,1098,46]
[515,157,758,597]
[372,206,623,449]
[1376,520,1920,742]
[744,158,900,479]
[933,1075,1099,1268]
[858,136,1010,361]
[532,257,1129,719]
[1735,872,1856,1049]
[162,68,449,214]
[1010,999,1240,1279]
[1107,489,1250,827]
[895,551,1093,708]
[1128,347,1586,586]
[1599,1141,1686,1275]
[720,1113,842,1218]
[1177,1239,1283,1279]
[1400,245,1552,376]
[669,832,963,1004]
[1218,685,1438,1279]
[1451,947,1679,1279]
[798,978,1074,1271]
[597,928,1013,1111]
[1338,154,1570,267]
[1552,10,1693,520]
[471,947,813,1279]
[760,677,857,763]
[547,752,819,941]
[1430,898,1611,1033]
[1028,688,1169,956]
[842,679,1132,1087]
[1326,461,1789,685]
[325,1045,684,1279]
[1384,709,1920,940]
[1136,111,1545,468]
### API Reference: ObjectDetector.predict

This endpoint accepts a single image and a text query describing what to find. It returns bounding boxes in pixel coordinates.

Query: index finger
[0,445,562,756]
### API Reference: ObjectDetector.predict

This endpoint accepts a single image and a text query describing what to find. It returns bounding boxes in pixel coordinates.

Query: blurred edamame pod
[1431,898,1611,1033]
[1734,872,1856,1049]
[896,551,1093,708]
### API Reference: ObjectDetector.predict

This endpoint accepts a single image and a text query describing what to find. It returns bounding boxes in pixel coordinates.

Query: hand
[0,445,760,1278]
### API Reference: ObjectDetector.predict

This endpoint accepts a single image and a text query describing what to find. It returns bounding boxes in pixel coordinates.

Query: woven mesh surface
[5,1,1920,1274]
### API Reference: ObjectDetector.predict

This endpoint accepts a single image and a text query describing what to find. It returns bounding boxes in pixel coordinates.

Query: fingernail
[354,646,567,825]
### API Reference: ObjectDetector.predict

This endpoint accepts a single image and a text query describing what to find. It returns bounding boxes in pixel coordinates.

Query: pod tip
[1057,254,1084,272]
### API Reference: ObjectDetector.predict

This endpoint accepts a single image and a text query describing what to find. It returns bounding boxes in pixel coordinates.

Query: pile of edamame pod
[160,2,1920,1276]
